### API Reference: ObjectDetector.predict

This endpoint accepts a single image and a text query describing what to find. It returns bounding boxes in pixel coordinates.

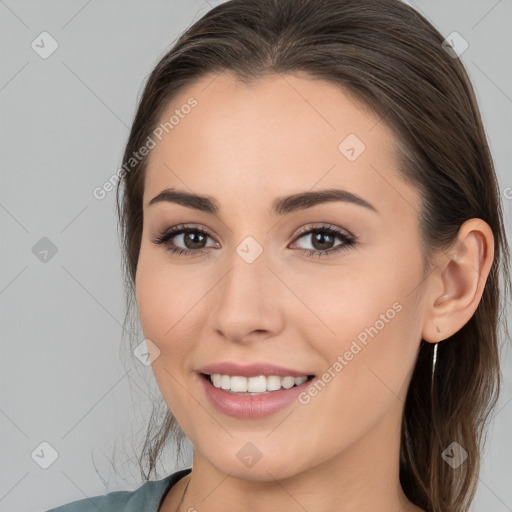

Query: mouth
[200,372,316,396]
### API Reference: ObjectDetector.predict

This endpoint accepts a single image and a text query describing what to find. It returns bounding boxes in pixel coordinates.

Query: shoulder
[45,468,192,512]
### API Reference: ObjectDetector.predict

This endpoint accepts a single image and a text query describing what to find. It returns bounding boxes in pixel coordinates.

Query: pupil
[185,232,206,249]
[312,232,333,251]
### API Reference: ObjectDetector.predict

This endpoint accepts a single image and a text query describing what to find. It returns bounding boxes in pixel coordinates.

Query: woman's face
[136,72,432,481]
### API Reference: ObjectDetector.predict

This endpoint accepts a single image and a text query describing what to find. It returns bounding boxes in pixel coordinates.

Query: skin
[134,71,495,512]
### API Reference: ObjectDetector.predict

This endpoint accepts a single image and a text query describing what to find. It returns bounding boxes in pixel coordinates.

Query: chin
[198,439,313,482]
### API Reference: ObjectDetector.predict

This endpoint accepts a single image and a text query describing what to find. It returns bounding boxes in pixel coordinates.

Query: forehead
[143,72,420,221]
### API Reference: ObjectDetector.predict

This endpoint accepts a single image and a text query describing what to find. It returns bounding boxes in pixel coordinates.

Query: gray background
[1,1,511,510]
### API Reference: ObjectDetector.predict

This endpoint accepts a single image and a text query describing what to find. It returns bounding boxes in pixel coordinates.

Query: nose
[208,246,285,343]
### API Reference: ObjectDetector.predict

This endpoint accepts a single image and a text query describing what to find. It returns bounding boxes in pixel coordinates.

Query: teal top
[45,468,192,512]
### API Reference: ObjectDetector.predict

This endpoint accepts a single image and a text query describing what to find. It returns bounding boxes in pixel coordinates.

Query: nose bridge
[208,236,283,339]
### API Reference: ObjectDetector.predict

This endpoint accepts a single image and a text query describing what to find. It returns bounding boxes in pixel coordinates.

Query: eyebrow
[147,187,378,215]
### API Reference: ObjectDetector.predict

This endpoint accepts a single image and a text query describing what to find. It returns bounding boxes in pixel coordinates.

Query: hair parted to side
[115,1,511,510]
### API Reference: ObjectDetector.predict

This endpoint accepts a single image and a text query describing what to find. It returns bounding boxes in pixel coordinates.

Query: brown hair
[115,1,511,510]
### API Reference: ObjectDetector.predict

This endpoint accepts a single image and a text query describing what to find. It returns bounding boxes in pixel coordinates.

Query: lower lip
[198,373,315,419]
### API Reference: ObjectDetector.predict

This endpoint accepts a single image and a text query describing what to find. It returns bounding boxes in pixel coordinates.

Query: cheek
[135,251,196,417]
[135,243,200,344]
[135,257,168,341]
[294,303,420,450]
[310,238,424,357]
[294,252,423,416]
[134,243,214,392]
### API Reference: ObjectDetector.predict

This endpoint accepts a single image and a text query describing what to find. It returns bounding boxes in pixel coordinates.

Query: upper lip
[198,362,314,378]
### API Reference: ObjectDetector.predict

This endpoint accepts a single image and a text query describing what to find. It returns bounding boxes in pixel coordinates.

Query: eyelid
[153,223,218,245]
[288,223,357,254]
[154,222,354,244]
[291,222,355,240]
[153,222,357,257]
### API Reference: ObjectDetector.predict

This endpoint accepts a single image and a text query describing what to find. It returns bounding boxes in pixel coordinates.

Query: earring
[431,341,439,377]
[432,325,443,377]
[430,340,439,402]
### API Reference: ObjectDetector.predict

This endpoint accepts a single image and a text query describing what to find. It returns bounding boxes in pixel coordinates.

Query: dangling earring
[430,340,439,401]
[431,326,441,396]
[431,340,439,377]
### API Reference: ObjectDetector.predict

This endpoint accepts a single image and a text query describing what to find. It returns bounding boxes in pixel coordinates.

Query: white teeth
[220,374,230,390]
[294,376,308,386]
[248,376,267,392]
[266,375,282,391]
[281,376,295,389]
[208,374,310,394]
[231,375,248,392]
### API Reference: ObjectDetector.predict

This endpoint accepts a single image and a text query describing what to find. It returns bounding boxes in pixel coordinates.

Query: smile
[205,373,313,395]
[198,372,316,418]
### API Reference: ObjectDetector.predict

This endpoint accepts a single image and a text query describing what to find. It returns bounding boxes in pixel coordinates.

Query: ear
[422,218,495,344]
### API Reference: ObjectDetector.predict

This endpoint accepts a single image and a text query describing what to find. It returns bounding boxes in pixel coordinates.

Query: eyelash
[152,223,357,258]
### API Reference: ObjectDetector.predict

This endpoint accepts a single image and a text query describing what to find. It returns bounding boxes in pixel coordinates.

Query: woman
[47,0,511,511]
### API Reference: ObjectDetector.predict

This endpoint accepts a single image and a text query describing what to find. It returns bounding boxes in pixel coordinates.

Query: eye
[152,223,357,258]
[290,223,357,257]
[152,224,218,256]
